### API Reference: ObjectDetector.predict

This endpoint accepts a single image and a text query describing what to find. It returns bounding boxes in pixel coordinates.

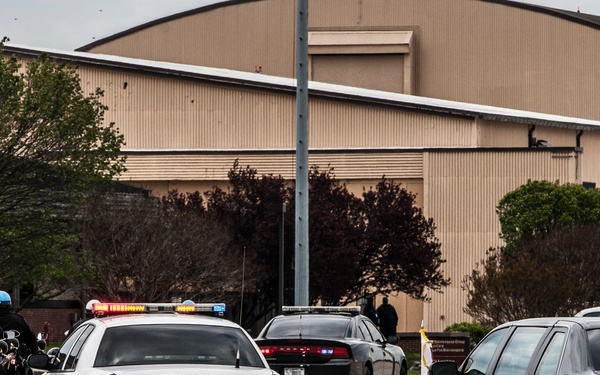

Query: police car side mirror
[386,335,398,345]
[430,361,459,375]
[27,353,52,370]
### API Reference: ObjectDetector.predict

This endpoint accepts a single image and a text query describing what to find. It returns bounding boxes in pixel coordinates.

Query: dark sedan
[255,306,407,375]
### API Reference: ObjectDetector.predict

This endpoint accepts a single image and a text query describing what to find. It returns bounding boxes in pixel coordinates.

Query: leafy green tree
[497,180,600,252]
[0,41,126,307]
[464,180,600,325]
[465,179,600,325]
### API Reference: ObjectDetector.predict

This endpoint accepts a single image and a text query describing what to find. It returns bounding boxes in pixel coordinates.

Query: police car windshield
[94,324,264,368]
[264,315,351,339]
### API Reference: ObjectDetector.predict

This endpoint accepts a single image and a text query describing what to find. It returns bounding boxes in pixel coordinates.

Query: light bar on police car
[176,303,226,314]
[92,302,226,316]
[282,306,361,314]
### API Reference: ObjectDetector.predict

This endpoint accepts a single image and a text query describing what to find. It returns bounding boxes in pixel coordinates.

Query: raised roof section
[76,0,600,52]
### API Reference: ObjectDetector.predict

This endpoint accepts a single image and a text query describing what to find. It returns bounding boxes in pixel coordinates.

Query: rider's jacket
[0,311,38,353]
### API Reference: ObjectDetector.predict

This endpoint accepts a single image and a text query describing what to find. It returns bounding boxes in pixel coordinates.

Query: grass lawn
[406,352,421,375]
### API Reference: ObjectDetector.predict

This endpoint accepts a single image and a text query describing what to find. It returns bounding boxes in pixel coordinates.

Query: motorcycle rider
[0,291,38,355]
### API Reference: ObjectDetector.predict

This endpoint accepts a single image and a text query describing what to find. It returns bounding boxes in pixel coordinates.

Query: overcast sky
[0,0,598,51]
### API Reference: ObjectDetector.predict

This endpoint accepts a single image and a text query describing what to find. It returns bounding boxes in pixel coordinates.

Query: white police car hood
[82,364,278,375]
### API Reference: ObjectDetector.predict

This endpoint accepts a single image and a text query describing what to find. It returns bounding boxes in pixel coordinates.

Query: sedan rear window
[263,317,350,339]
[94,324,264,368]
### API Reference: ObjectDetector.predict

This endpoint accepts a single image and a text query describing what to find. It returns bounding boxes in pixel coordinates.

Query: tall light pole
[295,0,309,306]
[269,203,287,315]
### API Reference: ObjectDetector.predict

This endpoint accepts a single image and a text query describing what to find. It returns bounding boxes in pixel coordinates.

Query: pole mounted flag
[420,320,434,375]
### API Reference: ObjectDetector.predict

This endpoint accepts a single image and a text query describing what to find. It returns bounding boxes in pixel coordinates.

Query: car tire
[400,364,407,375]
[363,365,371,375]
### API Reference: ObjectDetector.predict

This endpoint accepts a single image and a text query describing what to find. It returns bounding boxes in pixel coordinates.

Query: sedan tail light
[259,345,350,359]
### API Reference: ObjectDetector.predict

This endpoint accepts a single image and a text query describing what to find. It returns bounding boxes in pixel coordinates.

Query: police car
[255,306,407,375]
[27,301,279,375]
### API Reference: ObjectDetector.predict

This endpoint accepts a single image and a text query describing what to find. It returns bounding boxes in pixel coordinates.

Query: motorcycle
[0,330,46,375]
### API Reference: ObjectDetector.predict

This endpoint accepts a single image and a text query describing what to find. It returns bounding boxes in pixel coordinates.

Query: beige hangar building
[5,0,600,332]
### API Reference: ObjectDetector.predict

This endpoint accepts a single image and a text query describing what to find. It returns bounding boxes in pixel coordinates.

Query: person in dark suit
[376,296,398,340]
[362,297,379,326]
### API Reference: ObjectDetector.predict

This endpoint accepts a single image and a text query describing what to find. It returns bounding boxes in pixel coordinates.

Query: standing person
[376,296,398,340]
[362,297,379,326]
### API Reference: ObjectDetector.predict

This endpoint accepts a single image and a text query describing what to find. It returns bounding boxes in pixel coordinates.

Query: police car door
[52,324,95,374]
[361,319,389,375]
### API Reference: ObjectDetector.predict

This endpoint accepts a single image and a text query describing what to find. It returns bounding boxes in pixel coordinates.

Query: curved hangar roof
[75,0,600,53]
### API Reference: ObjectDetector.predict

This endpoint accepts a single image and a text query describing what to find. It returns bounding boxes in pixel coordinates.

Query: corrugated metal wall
[424,149,581,330]
[77,65,476,151]
[86,0,600,121]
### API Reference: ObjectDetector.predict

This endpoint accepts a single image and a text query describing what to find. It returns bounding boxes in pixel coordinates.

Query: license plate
[284,368,305,375]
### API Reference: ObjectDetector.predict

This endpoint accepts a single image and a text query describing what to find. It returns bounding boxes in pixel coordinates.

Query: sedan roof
[497,316,600,330]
